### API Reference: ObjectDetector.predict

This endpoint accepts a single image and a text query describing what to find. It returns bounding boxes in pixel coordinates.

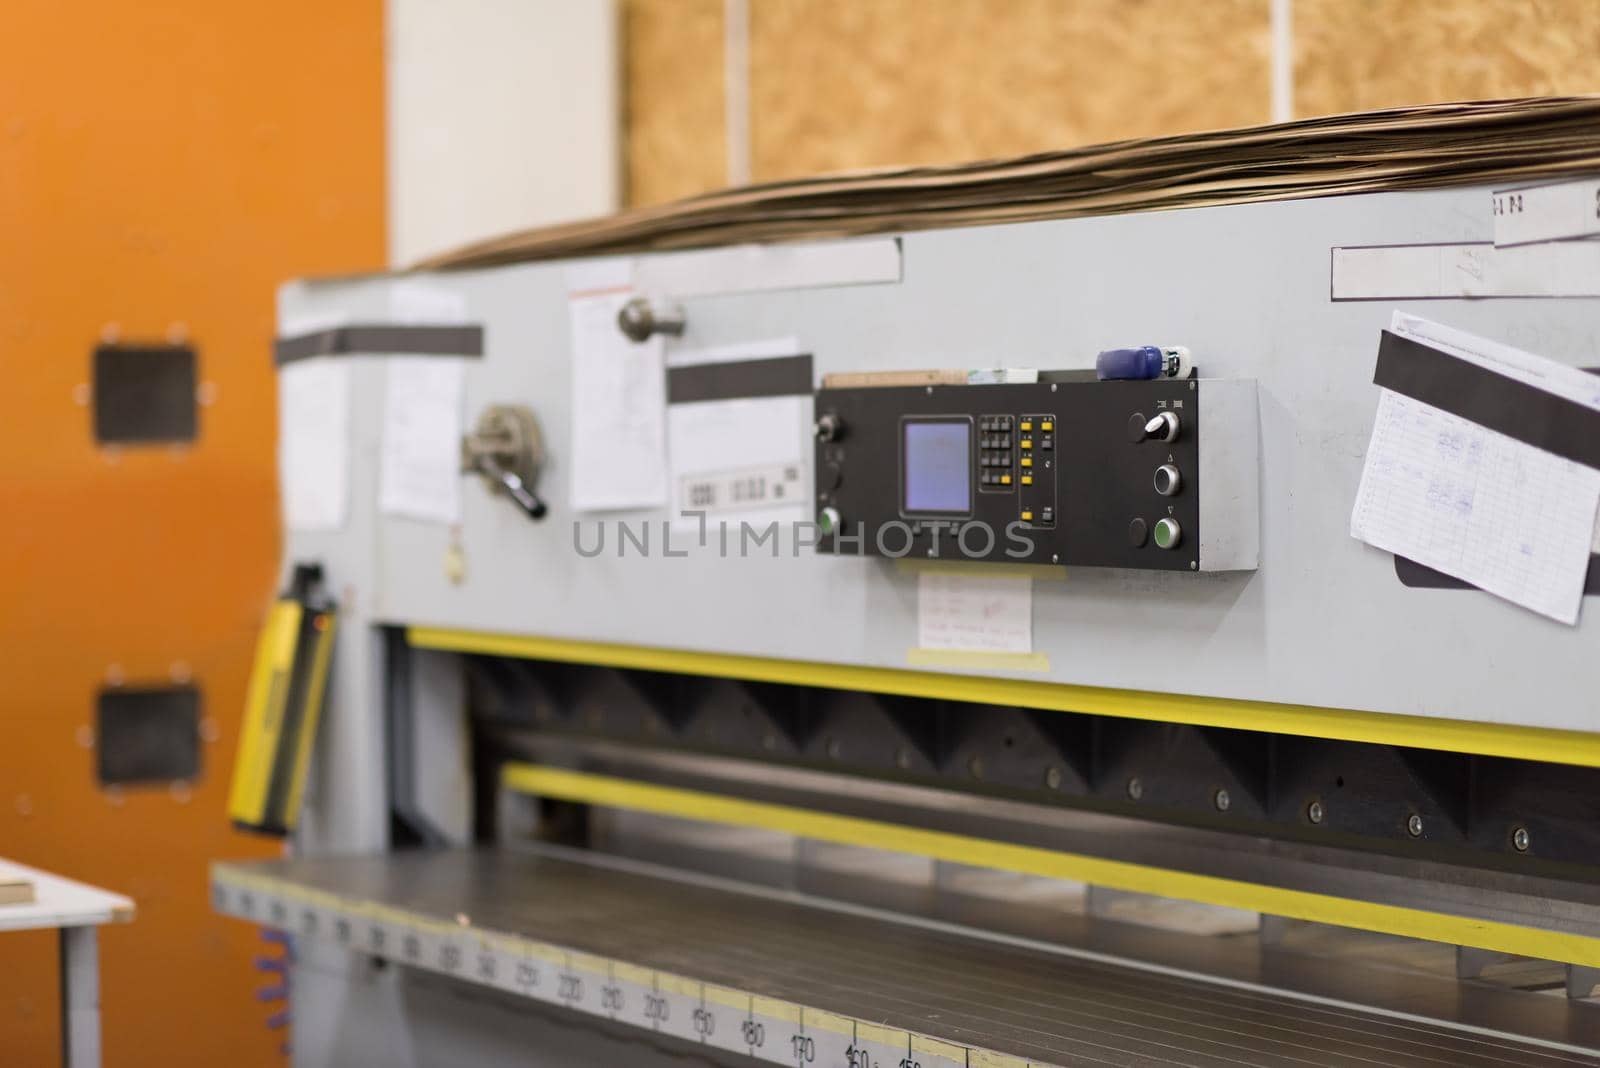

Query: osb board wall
[625,0,726,206]
[1297,0,1600,116]
[624,0,1600,209]
[748,0,1271,183]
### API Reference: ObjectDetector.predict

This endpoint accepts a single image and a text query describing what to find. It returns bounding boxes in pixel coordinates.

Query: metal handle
[617,297,686,342]
[475,454,547,520]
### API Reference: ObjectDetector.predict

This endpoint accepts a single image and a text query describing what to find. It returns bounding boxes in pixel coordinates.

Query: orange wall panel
[0,2,384,1065]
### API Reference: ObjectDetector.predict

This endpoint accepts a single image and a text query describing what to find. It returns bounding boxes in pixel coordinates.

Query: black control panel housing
[814,378,1200,569]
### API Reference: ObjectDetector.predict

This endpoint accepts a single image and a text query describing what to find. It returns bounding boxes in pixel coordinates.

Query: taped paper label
[277,307,351,536]
[569,260,669,512]
[1352,315,1600,624]
[1331,242,1600,299]
[917,572,1033,653]
[379,282,470,524]
[1493,179,1600,247]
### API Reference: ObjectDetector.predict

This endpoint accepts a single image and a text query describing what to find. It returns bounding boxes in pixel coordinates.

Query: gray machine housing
[278,181,1600,856]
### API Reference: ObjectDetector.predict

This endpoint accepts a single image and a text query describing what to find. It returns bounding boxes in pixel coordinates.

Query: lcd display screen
[902,419,972,514]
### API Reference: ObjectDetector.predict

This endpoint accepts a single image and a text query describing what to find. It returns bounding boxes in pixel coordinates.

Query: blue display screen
[903,420,971,514]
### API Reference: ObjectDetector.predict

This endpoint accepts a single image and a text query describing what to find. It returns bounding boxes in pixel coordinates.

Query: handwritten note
[568,263,668,512]
[1352,377,1600,625]
[378,281,470,523]
[380,357,466,523]
[917,573,1033,653]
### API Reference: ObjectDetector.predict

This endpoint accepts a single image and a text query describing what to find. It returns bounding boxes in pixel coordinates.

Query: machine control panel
[814,377,1258,571]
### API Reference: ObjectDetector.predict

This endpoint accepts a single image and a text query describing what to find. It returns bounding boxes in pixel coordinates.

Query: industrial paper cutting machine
[214,139,1600,1067]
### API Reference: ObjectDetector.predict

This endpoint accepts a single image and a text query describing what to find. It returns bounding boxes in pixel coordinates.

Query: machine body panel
[281,183,1600,743]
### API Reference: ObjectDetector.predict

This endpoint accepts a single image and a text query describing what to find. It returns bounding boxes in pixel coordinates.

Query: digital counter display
[902,419,972,515]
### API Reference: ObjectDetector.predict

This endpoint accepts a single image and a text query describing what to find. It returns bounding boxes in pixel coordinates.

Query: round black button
[1128,517,1149,547]
[1126,413,1148,443]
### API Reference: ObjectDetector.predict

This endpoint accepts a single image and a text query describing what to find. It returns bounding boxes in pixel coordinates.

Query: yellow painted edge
[752,995,801,1024]
[913,1034,971,1059]
[612,961,654,986]
[970,1052,1031,1068]
[410,627,1600,768]
[656,973,699,998]
[895,558,1068,580]
[907,648,1050,672]
[528,942,565,964]
[856,1021,910,1047]
[806,1008,854,1035]
[569,951,609,975]
[703,984,748,1011]
[503,764,1600,969]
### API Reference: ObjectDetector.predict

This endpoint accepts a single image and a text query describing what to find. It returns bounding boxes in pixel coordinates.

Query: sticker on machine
[916,572,1033,654]
[666,339,813,532]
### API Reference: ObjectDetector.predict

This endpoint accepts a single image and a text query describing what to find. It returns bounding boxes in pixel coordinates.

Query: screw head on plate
[1126,777,1144,801]
[1307,800,1325,825]
[1512,826,1531,852]
[1407,813,1424,837]
[1213,788,1231,812]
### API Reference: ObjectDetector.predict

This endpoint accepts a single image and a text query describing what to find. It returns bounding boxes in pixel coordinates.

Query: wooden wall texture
[623,0,1600,207]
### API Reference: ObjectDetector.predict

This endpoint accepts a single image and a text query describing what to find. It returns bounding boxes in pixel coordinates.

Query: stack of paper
[419,97,1600,270]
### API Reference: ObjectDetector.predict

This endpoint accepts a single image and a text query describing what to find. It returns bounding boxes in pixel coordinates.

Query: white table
[0,860,134,1068]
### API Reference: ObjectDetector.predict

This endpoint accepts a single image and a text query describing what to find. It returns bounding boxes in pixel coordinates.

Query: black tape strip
[274,324,484,364]
[667,354,814,404]
[1396,553,1600,594]
[1373,331,1600,468]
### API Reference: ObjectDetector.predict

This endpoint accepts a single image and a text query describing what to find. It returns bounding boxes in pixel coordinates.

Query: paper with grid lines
[1352,389,1599,624]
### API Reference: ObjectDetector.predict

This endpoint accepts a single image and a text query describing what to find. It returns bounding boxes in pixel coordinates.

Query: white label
[633,238,900,299]
[667,339,810,532]
[1331,242,1600,299]
[568,284,669,512]
[1351,316,1600,625]
[1492,180,1600,247]
[1352,390,1598,624]
[917,573,1033,653]
[379,356,466,523]
[278,358,351,531]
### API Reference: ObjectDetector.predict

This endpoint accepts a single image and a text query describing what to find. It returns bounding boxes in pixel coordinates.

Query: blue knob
[1095,345,1193,381]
